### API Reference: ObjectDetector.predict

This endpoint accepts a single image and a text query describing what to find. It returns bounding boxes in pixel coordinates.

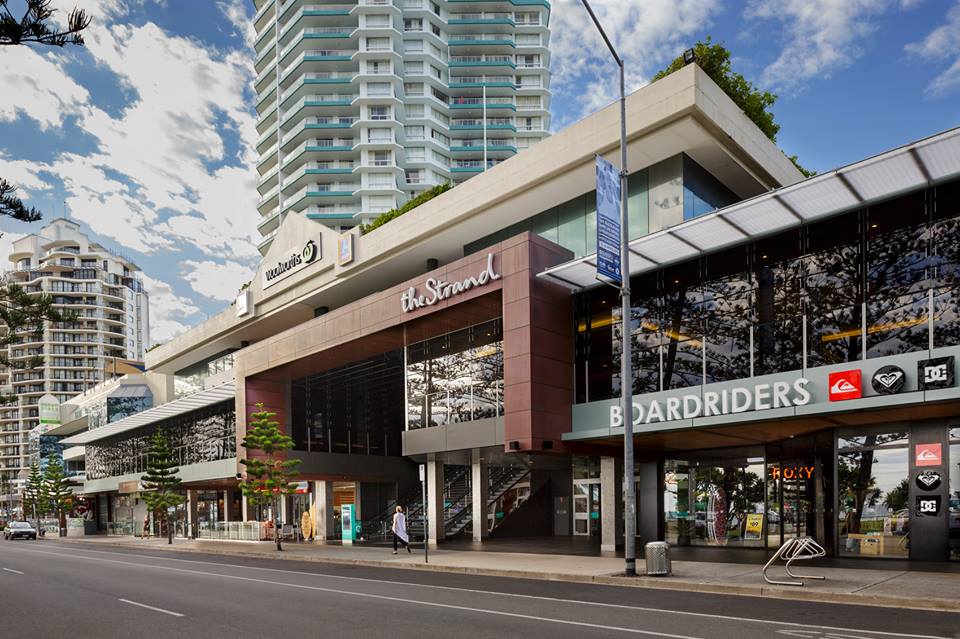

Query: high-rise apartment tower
[252,0,552,254]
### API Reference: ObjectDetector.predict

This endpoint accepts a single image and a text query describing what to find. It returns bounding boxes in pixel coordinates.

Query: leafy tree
[0,284,76,404]
[23,462,44,531]
[43,456,72,537]
[0,0,91,47]
[0,178,41,222]
[140,431,185,544]
[653,37,815,178]
[239,403,301,551]
[360,182,452,234]
[0,474,10,517]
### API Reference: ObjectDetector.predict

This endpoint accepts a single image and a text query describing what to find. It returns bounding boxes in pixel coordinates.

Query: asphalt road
[0,540,957,639]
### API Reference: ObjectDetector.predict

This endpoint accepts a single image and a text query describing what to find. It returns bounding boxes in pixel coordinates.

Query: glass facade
[174,350,235,397]
[464,154,736,260]
[406,318,504,429]
[838,427,911,558]
[291,351,405,456]
[575,179,960,402]
[85,401,236,479]
[951,427,960,561]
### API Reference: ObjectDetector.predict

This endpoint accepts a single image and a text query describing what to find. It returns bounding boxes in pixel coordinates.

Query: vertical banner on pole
[595,154,623,286]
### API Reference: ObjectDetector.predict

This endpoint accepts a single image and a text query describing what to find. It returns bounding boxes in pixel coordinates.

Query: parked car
[3,521,37,540]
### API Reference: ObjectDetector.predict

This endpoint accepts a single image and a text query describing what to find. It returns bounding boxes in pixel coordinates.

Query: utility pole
[578,0,636,577]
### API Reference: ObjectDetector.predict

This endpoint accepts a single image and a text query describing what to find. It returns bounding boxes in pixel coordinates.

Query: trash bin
[644,541,671,576]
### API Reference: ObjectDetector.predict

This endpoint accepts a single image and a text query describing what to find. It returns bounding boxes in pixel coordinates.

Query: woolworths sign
[263,238,320,289]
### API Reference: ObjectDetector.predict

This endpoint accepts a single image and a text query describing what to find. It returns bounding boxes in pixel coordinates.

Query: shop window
[753,230,804,375]
[664,452,765,549]
[702,246,752,383]
[837,428,910,558]
[660,261,703,389]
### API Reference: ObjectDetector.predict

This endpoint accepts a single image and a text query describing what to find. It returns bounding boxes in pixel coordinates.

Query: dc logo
[924,364,947,383]
[916,495,941,516]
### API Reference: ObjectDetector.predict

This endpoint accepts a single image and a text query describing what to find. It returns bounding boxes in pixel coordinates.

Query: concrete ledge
[51,538,960,613]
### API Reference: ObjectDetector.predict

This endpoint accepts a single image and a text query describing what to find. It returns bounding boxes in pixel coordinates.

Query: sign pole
[419,464,428,563]
[580,0,636,577]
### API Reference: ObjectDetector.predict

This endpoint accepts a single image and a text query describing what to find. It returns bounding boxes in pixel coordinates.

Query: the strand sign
[401,253,500,313]
[610,379,811,427]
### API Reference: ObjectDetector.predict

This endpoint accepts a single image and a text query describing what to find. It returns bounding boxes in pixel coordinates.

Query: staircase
[362,463,530,542]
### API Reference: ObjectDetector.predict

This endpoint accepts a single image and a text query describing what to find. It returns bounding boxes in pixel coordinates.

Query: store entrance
[766,431,833,554]
[572,479,601,536]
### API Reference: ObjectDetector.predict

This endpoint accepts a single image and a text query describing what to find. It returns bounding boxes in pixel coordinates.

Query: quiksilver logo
[831,379,857,394]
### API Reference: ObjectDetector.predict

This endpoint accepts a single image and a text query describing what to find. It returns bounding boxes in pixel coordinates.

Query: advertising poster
[744,514,764,540]
[595,154,622,286]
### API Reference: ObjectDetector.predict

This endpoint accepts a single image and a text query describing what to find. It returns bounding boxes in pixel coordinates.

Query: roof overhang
[539,126,960,290]
[61,381,235,446]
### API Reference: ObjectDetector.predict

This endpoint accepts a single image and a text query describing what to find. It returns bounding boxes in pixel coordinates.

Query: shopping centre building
[65,64,960,563]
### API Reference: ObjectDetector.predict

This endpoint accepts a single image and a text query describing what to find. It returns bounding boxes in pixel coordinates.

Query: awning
[62,446,85,461]
[61,380,235,445]
[539,126,960,290]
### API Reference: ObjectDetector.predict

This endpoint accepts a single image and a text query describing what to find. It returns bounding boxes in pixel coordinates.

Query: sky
[0,0,958,346]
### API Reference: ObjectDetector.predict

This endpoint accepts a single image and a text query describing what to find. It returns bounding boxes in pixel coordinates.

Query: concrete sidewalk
[49,535,960,612]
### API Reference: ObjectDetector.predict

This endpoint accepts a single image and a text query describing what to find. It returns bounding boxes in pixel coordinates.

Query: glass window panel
[557,196,587,258]
[838,447,910,558]
[950,442,959,561]
[838,430,909,449]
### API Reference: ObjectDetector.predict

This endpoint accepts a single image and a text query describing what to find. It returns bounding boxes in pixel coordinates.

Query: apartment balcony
[285,160,356,192]
[279,49,356,86]
[448,95,516,111]
[448,54,516,69]
[257,184,280,213]
[257,208,282,236]
[451,118,516,132]
[450,158,503,173]
[448,12,515,27]
[447,33,515,49]
[447,0,550,6]
[280,4,357,43]
[281,94,360,127]
[282,138,358,170]
[258,229,278,254]
[304,205,359,222]
[281,27,357,61]
[449,74,516,88]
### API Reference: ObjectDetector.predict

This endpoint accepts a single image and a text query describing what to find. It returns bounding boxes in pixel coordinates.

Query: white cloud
[905,1,960,96]
[141,272,201,344]
[181,259,255,302]
[548,0,720,127]
[744,0,912,93]
[1,13,260,260]
[217,0,256,46]
[0,46,90,130]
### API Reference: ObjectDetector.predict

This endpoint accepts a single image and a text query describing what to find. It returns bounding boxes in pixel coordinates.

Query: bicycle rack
[762,536,827,586]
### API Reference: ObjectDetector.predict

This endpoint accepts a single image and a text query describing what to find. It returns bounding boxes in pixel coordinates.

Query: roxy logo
[828,370,862,401]
[871,365,905,395]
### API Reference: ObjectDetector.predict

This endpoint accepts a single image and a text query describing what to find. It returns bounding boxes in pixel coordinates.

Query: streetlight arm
[578,0,623,68]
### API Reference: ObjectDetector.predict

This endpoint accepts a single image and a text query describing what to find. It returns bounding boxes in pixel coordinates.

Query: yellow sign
[745,513,764,539]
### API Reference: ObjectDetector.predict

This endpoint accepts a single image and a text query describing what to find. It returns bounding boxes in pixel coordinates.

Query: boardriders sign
[610,378,811,427]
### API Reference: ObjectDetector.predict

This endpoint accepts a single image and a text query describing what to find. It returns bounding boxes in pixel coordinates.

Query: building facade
[252,0,552,254]
[0,219,149,500]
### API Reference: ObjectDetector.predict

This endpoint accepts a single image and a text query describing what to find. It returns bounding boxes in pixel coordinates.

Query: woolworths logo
[263,239,320,288]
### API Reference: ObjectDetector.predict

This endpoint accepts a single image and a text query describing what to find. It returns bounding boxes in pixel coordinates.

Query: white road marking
[11,544,955,639]
[118,598,184,617]
[2,567,24,574]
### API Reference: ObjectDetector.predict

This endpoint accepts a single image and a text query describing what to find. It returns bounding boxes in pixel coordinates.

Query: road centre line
[118,599,184,617]
[10,544,956,639]
[2,567,24,574]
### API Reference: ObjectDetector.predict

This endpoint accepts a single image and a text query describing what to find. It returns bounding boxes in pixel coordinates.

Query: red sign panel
[829,370,862,401]
[916,443,942,467]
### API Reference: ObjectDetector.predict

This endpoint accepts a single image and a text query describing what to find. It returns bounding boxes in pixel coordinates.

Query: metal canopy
[539,126,960,290]
[61,380,235,445]
[107,384,153,399]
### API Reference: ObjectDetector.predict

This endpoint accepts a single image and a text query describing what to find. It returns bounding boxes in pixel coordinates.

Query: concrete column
[471,449,489,542]
[600,456,623,553]
[187,490,198,539]
[241,493,249,521]
[280,495,289,526]
[313,480,334,540]
[222,490,230,522]
[426,457,445,548]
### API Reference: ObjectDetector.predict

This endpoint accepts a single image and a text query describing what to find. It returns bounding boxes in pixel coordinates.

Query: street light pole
[578,0,636,577]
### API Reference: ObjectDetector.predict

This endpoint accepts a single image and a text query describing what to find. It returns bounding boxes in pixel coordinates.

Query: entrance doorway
[767,431,833,554]
[573,479,601,536]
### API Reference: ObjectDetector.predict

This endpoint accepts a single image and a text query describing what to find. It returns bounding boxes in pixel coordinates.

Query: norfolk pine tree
[23,463,44,533]
[43,456,72,537]
[239,403,301,551]
[140,430,185,545]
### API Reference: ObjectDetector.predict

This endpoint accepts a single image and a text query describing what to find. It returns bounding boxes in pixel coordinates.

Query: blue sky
[1,0,958,345]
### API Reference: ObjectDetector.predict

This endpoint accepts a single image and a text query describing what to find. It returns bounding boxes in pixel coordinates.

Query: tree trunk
[275,496,283,551]
[59,509,66,537]
[167,513,174,545]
